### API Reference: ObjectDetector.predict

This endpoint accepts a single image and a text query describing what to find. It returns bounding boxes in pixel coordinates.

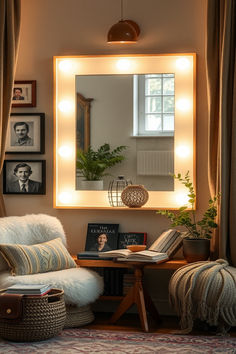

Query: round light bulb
[58,100,72,113]
[116,59,131,71]
[58,146,73,158]
[176,58,190,70]
[58,192,72,204]
[176,192,189,206]
[59,60,73,73]
[176,98,191,112]
[176,145,190,158]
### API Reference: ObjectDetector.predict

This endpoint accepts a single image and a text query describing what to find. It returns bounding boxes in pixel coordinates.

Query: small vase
[183,238,210,263]
[121,184,149,208]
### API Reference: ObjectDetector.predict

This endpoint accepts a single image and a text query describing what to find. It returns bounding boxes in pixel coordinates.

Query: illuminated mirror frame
[54,54,196,209]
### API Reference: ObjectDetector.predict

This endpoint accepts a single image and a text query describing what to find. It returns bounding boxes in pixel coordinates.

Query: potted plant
[76,143,127,190]
[157,171,220,262]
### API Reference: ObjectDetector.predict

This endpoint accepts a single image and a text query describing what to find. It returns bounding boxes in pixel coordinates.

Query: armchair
[0,214,103,327]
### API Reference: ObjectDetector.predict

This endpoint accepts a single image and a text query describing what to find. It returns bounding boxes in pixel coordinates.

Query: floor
[86,312,236,337]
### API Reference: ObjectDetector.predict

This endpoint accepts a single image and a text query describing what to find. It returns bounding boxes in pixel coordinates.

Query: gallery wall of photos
[3,81,46,195]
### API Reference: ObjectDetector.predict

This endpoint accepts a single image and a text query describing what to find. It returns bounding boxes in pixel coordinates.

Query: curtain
[0,0,21,216]
[206,0,236,266]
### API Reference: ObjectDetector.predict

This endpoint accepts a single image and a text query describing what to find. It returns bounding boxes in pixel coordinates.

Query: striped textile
[0,238,76,275]
[149,229,184,257]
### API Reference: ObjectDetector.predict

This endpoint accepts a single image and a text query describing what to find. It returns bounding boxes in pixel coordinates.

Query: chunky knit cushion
[0,238,76,275]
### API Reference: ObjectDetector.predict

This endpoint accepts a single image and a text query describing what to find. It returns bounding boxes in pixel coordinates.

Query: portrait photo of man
[12,87,25,100]
[3,160,46,195]
[11,121,33,147]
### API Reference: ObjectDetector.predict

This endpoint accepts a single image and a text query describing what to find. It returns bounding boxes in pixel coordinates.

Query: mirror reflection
[76,74,175,192]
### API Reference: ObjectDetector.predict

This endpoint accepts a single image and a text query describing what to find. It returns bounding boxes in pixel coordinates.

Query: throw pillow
[0,237,76,275]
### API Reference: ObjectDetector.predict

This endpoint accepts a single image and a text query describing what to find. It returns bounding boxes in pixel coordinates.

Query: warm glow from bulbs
[58,192,72,204]
[176,58,190,70]
[176,145,190,158]
[176,98,191,112]
[58,100,73,112]
[176,192,189,206]
[59,60,73,72]
[58,146,73,158]
[116,59,132,71]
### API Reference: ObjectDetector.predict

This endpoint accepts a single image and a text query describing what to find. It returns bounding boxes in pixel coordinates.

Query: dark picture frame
[5,113,45,154]
[3,160,46,195]
[12,80,36,107]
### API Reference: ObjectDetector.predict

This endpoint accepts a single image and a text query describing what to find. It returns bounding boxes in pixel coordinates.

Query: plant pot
[77,179,104,191]
[183,238,210,263]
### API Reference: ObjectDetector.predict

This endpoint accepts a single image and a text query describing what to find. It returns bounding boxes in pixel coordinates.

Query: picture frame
[5,113,45,154]
[76,93,93,151]
[11,80,36,107]
[3,160,46,195]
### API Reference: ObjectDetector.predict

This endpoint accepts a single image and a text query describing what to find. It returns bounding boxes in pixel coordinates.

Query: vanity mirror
[54,54,196,209]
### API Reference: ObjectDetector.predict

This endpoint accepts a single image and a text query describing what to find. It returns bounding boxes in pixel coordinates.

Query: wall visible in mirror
[54,54,196,209]
[75,75,174,191]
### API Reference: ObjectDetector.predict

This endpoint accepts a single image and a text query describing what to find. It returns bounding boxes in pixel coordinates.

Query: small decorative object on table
[157,171,220,262]
[108,175,132,207]
[121,184,149,208]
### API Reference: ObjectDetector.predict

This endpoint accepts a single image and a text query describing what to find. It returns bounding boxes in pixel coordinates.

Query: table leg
[109,286,135,324]
[143,287,162,324]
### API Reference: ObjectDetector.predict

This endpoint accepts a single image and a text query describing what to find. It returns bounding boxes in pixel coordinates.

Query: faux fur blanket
[169,259,236,334]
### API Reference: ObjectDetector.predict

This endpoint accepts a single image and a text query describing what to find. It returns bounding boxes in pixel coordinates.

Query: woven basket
[64,304,95,328]
[0,288,66,342]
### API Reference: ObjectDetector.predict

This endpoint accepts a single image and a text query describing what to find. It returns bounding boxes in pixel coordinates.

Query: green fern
[76,143,127,181]
[157,171,220,239]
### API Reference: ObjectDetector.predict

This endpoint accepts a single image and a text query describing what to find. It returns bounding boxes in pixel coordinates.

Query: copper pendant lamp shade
[107,20,140,43]
[107,0,140,44]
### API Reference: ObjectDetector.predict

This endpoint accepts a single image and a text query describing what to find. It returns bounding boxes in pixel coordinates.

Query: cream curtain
[0,0,21,216]
[206,0,236,266]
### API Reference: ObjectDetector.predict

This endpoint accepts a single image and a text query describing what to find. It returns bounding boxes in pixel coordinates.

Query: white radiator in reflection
[137,151,174,176]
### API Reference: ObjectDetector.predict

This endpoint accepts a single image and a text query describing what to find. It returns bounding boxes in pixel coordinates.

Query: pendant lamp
[107,0,140,44]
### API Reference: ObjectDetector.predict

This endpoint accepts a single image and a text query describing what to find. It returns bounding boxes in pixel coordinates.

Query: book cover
[85,223,119,252]
[118,232,147,249]
[77,251,113,260]
[99,249,169,262]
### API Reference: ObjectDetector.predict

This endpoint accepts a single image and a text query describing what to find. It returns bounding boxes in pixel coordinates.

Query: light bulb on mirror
[176,98,191,112]
[116,59,132,71]
[58,100,73,113]
[58,192,73,204]
[176,58,190,70]
[58,146,73,158]
[176,145,190,158]
[59,60,73,73]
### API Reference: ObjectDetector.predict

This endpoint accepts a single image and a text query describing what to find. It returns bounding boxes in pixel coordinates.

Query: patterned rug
[0,329,235,353]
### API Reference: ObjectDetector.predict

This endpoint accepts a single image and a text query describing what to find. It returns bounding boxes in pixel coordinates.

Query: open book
[99,248,169,262]
[99,229,184,262]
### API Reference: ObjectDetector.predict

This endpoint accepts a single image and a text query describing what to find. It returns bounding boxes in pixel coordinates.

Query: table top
[73,257,187,270]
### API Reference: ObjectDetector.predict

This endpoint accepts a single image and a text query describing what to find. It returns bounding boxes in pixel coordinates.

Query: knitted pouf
[169,259,236,334]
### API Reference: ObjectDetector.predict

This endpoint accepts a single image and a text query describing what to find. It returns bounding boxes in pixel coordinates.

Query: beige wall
[5,0,209,313]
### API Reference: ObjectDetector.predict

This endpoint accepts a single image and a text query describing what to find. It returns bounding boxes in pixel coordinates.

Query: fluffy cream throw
[169,259,236,334]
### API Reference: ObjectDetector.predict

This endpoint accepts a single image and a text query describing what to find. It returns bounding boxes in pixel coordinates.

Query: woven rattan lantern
[108,176,132,207]
[121,184,149,208]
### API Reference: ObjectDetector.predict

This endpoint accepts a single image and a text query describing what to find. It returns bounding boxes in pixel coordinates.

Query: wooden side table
[74,258,186,332]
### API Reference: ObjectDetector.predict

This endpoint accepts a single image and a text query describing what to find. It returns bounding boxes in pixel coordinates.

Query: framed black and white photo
[5,113,45,154]
[12,80,36,107]
[3,160,46,195]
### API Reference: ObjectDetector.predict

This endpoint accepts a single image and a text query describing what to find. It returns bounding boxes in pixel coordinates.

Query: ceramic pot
[121,184,149,208]
[183,238,210,263]
[77,180,103,191]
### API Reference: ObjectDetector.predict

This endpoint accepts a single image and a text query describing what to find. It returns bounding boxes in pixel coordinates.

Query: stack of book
[5,284,52,296]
